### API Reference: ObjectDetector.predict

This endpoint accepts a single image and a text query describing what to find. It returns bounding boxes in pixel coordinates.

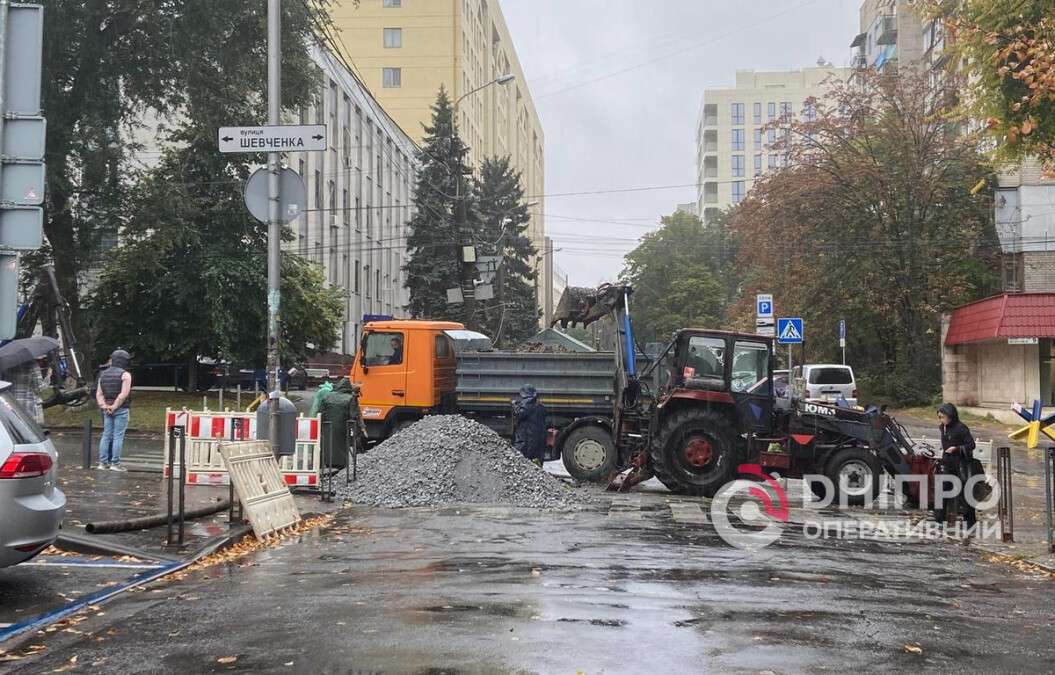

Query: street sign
[243,166,306,224]
[756,317,775,338]
[1008,337,1039,345]
[0,162,44,205]
[839,319,846,348]
[0,207,43,249]
[756,293,773,318]
[219,125,326,153]
[3,5,43,115]
[2,117,45,159]
[777,317,804,344]
[0,254,15,339]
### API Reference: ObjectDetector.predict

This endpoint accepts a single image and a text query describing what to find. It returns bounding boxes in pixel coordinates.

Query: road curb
[0,525,252,649]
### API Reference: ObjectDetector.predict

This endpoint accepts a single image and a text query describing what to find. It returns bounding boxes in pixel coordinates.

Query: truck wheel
[825,448,880,507]
[650,408,736,497]
[807,478,831,503]
[561,426,617,483]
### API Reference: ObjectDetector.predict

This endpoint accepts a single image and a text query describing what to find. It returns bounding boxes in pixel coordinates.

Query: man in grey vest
[95,349,133,471]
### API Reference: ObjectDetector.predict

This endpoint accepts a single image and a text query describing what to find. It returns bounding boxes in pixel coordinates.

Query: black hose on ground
[85,499,232,534]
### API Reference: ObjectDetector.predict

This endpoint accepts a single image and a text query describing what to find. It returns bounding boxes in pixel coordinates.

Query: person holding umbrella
[0,336,62,424]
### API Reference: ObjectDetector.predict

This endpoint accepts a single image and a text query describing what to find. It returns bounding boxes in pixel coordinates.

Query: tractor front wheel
[561,425,617,483]
[649,408,737,497]
[825,448,881,507]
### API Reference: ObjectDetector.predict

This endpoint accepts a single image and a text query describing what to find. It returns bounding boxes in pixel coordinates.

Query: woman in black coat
[512,384,547,465]
[933,402,977,527]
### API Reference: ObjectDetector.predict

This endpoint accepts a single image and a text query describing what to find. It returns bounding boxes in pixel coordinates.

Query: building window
[383,27,402,48]
[753,102,762,124]
[383,0,401,6]
[354,260,360,294]
[731,154,745,178]
[731,102,744,125]
[768,102,776,120]
[383,68,401,88]
[803,100,816,122]
[767,128,776,146]
[780,101,792,119]
[731,181,745,204]
[364,265,370,298]
[768,153,779,169]
[753,128,762,145]
[754,153,762,176]
[376,270,381,299]
[731,129,744,151]
[314,170,322,207]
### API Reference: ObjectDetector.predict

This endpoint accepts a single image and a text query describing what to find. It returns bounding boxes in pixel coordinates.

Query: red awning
[945,293,1055,346]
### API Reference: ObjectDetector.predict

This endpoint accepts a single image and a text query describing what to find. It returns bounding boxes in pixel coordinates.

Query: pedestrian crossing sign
[777,317,803,344]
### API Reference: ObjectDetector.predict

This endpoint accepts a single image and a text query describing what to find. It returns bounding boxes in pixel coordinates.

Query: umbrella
[0,336,60,373]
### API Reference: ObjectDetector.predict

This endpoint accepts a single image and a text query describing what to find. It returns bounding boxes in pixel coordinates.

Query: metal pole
[81,417,92,470]
[266,0,283,454]
[177,427,187,547]
[237,383,242,410]
[322,420,332,502]
[166,426,176,546]
[219,384,224,410]
[1046,447,1054,554]
[228,419,237,527]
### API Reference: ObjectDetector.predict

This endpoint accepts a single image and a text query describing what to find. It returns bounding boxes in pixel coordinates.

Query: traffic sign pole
[266,0,282,454]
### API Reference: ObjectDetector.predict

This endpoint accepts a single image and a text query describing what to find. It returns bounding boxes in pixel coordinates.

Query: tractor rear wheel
[561,425,617,483]
[825,448,881,507]
[649,408,737,497]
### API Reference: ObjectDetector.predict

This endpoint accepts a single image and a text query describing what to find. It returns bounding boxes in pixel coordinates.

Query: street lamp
[455,73,516,109]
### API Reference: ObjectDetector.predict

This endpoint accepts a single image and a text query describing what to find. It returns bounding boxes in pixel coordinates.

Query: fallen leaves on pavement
[904,643,923,654]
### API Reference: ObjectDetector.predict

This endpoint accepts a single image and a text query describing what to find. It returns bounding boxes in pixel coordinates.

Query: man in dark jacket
[933,402,977,527]
[512,384,546,466]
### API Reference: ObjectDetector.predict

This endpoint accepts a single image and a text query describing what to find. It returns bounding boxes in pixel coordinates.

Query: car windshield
[0,391,45,444]
[808,367,853,385]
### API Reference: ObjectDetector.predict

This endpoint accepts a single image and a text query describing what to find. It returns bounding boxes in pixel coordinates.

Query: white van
[794,364,858,406]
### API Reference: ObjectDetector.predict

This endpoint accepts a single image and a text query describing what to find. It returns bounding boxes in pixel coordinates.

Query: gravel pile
[337,415,581,509]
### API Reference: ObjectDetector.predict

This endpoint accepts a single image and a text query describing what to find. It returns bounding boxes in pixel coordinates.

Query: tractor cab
[646,329,776,435]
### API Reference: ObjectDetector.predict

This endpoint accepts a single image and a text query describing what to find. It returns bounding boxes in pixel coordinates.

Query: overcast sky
[501,0,862,286]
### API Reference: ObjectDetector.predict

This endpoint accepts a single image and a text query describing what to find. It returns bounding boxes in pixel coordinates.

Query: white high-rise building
[695,66,849,223]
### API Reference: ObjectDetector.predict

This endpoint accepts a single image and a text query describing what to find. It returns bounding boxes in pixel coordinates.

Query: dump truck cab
[350,320,463,438]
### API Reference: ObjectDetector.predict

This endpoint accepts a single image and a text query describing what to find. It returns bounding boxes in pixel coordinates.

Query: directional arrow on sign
[218,124,327,153]
[221,135,233,142]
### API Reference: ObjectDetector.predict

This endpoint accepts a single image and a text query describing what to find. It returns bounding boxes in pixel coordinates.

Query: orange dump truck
[349,319,626,481]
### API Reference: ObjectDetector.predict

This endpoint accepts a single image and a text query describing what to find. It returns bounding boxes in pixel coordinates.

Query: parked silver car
[0,382,65,568]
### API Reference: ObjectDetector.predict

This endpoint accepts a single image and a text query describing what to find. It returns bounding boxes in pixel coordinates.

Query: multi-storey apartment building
[330,0,546,301]
[694,66,849,222]
[849,0,925,75]
[284,43,418,356]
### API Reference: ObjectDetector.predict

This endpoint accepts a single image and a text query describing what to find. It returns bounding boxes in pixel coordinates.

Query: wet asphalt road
[4,486,1055,674]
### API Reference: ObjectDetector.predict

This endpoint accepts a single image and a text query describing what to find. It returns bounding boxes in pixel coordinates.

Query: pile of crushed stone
[336,415,582,509]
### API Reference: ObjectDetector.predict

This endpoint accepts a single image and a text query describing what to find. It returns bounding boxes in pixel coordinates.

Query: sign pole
[266,0,282,453]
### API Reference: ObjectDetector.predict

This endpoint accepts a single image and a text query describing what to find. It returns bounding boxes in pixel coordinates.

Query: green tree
[403,89,475,325]
[87,1,340,386]
[40,0,328,361]
[729,68,998,403]
[619,210,736,343]
[473,156,538,346]
[918,0,1055,168]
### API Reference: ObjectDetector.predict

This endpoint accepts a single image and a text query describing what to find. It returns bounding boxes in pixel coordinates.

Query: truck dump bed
[456,352,618,416]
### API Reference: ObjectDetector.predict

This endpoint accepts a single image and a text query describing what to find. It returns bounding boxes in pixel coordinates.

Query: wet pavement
[3,484,1054,673]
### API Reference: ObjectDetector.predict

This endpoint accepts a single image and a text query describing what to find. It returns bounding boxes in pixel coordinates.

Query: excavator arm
[15,266,89,408]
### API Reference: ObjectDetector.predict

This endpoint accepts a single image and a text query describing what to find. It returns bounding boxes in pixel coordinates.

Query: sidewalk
[895,411,1054,569]
[50,433,338,561]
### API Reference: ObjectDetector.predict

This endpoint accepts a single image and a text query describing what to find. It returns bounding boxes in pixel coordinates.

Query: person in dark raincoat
[512,384,546,466]
[933,402,977,527]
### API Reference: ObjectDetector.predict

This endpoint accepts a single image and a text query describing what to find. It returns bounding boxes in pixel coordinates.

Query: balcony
[702,103,718,128]
[703,156,718,178]
[702,129,718,154]
[876,15,897,46]
[703,182,718,204]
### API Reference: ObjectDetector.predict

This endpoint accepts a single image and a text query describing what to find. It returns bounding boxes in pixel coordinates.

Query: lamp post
[450,74,515,329]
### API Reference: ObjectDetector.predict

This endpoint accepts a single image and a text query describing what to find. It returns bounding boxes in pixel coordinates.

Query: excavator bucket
[551,284,632,329]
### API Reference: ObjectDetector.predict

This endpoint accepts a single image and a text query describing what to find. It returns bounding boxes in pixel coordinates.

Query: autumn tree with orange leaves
[917,0,1055,168]
[728,69,999,404]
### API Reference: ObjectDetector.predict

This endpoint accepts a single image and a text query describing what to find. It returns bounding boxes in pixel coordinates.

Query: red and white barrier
[162,408,323,489]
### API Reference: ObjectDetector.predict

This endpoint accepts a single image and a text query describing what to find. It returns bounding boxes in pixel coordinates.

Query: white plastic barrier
[162,409,322,489]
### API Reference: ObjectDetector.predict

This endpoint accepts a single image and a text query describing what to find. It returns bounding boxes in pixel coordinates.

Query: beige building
[329,0,546,281]
[695,66,849,222]
[850,0,925,76]
[285,43,418,356]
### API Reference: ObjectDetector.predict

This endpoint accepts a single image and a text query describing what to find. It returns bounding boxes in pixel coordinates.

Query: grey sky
[501,0,861,285]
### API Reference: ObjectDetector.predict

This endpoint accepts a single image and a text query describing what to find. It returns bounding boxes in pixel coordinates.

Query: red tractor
[553,284,939,504]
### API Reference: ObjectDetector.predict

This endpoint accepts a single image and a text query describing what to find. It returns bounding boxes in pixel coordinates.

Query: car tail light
[14,541,48,553]
[0,452,53,479]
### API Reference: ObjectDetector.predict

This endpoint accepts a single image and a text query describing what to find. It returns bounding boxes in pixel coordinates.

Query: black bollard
[81,417,92,470]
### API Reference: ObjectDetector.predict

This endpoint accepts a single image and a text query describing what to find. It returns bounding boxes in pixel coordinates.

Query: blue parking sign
[777,317,803,344]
